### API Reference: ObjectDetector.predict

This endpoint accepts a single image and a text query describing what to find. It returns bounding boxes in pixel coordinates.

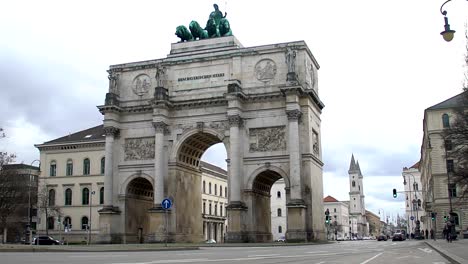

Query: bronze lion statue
[219,18,232,37]
[175,25,193,42]
[189,20,209,40]
[205,18,220,38]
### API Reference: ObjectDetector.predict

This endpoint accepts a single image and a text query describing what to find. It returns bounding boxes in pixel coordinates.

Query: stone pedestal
[225,202,248,242]
[286,200,307,242]
[146,207,170,243]
[97,207,122,244]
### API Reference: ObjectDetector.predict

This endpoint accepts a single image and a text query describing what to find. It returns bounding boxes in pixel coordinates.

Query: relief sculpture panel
[124,137,155,161]
[249,126,286,152]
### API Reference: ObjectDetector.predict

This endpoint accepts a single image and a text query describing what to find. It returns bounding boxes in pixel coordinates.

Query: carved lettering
[177,73,225,82]
[249,126,286,152]
[124,137,155,161]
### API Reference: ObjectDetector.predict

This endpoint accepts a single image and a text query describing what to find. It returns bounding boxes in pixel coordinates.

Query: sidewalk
[425,238,468,264]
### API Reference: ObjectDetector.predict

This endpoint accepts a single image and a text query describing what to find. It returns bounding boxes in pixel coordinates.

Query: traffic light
[325,216,330,224]
[392,188,397,198]
[444,215,448,221]
[417,199,421,207]
[431,212,436,221]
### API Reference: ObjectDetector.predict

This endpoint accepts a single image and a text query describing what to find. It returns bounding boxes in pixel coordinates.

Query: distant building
[402,163,427,236]
[348,155,368,238]
[365,210,382,237]
[323,195,350,239]
[270,179,286,241]
[420,92,468,238]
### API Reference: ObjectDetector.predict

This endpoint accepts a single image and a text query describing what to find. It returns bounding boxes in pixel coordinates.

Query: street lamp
[28,160,40,245]
[88,189,95,245]
[439,0,467,42]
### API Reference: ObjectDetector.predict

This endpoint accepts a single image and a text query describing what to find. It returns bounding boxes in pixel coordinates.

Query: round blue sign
[162,198,172,210]
[410,216,415,220]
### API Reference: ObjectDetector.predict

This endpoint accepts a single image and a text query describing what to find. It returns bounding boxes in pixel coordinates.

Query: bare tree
[37,184,62,236]
[443,27,468,200]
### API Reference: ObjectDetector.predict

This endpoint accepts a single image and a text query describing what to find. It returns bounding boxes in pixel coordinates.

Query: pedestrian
[446,221,453,243]
[430,229,434,240]
[425,229,428,239]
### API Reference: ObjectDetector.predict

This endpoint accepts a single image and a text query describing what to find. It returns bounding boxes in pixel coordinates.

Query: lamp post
[378,209,385,235]
[88,189,95,245]
[439,0,468,42]
[28,160,40,245]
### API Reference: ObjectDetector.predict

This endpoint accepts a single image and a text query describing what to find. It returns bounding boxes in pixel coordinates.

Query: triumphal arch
[97,9,325,243]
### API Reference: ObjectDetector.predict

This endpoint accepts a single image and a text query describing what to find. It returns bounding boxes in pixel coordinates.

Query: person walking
[430,229,435,240]
[425,229,429,240]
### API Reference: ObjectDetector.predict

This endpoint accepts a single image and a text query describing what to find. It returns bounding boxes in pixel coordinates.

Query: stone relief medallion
[249,126,286,152]
[255,59,277,83]
[124,137,155,161]
[132,74,151,96]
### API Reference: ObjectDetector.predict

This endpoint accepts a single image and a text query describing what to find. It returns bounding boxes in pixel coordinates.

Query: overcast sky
[1,0,467,223]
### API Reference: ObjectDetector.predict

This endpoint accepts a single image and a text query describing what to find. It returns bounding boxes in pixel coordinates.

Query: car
[33,236,61,245]
[392,232,405,241]
[377,234,388,241]
[205,239,217,244]
[275,238,286,242]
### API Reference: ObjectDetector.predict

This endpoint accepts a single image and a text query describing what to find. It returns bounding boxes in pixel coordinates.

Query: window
[277,191,281,198]
[446,160,454,173]
[65,188,72,205]
[413,183,419,191]
[449,184,457,198]
[277,208,282,217]
[83,158,90,175]
[47,217,55,230]
[214,204,218,216]
[82,188,90,205]
[209,204,212,215]
[99,187,104,204]
[64,216,72,230]
[334,208,336,213]
[100,157,105,175]
[203,181,206,193]
[220,204,223,216]
[209,182,212,194]
[215,184,217,195]
[278,226,282,233]
[81,217,89,230]
[203,202,206,214]
[225,187,227,197]
[451,213,460,226]
[50,161,57,177]
[48,189,55,206]
[445,140,453,151]
[66,159,73,176]
[220,186,223,197]
[352,181,355,187]
[442,113,450,128]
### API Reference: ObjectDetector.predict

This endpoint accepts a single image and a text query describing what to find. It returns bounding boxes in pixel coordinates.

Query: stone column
[152,121,166,206]
[103,126,119,209]
[228,115,242,202]
[286,109,302,201]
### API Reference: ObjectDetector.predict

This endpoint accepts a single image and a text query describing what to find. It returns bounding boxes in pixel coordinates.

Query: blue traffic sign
[162,198,172,210]
[410,216,415,221]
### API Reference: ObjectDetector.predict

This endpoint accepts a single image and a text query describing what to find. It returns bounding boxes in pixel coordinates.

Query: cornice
[36,141,105,151]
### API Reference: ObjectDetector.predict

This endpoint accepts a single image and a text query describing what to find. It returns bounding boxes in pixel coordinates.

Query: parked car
[392,232,405,241]
[205,239,217,244]
[377,234,388,241]
[275,237,286,242]
[33,236,61,245]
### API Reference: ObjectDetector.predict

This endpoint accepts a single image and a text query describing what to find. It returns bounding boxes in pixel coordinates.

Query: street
[0,240,450,264]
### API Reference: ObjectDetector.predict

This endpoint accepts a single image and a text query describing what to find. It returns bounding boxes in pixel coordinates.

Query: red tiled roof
[410,162,420,169]
[323,195,339,202]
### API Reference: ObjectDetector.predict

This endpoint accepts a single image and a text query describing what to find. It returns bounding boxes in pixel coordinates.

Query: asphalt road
[0,240,450,264]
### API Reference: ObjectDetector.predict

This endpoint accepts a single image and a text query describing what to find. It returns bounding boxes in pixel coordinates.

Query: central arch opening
[125,177,153,243]
[169,131,228,243]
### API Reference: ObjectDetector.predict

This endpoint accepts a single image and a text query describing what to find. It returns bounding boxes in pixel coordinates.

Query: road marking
[247,254,280,257]
[305,251,329,254]
[316,262,325,264]
[418,248,433,253]
[360,252,383,264]
[69,254,129,258]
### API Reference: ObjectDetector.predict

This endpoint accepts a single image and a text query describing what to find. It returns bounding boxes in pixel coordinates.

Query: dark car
[377,234,387,241]
[33,236,61,245]
[392,232,405,241]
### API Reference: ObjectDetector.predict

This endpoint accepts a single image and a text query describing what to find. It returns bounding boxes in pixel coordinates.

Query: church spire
[356,160,362,176]
[348,154,358,173]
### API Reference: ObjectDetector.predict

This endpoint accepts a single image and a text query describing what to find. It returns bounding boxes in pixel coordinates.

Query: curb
[0,247,200,253]
[424,242,467,264]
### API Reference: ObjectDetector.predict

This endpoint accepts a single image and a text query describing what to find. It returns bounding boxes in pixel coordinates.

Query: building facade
[420,92,468,238]
[365,210,382,237]
[270,179,287,241]
[34,126,227,243]
[323,196,350,240]
[402,163,427,237]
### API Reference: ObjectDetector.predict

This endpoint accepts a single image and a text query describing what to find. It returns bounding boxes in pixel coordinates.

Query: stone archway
[125,177,153,243]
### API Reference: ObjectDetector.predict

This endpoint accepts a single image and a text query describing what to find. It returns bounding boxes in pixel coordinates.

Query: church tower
[348,154,367,237]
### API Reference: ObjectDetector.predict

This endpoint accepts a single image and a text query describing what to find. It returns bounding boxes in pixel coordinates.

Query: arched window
[209,182,212,194]
[203,202,206,214]
[225,187,227,197]
[203,181,206,193]
[99,187,104,204]
[82,188,90,205]
[50,161,57,177]
[209,204,212,215]
[66,159,73,176]
[215,184,217,195]
[442,113,450,128]
[81,217,89,230]
[48,189,55,206]
[277,208,282,217]
[220,186,223,197]
[100,157,105,175]
[64,216,72,230]
[214,204,218,215]
[83,158,90,175]
[278,226,282,233]
[47,217,54,230]
[352,181,356,187]
[220,204,223,216]
[277,191,281,198]
[414,183,419,191]
[65,188,72,205]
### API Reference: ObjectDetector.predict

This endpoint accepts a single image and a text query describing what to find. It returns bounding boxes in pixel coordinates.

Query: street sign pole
[161,198,172,247]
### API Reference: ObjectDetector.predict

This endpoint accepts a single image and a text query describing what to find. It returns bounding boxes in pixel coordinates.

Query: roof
[323,195,339,202]
[427,91,468,111]
[2,164,40,171]
[410,161,419,169]
[43,125,105,145]
[200,161,227,175]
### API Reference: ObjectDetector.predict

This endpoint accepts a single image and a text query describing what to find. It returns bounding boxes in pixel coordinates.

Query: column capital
[104,126,120,136]
[286,109,302,121]
[227,115,243,127]
[152,121,168,133]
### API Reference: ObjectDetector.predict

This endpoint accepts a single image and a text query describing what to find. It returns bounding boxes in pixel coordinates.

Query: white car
[205,239,217,244]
